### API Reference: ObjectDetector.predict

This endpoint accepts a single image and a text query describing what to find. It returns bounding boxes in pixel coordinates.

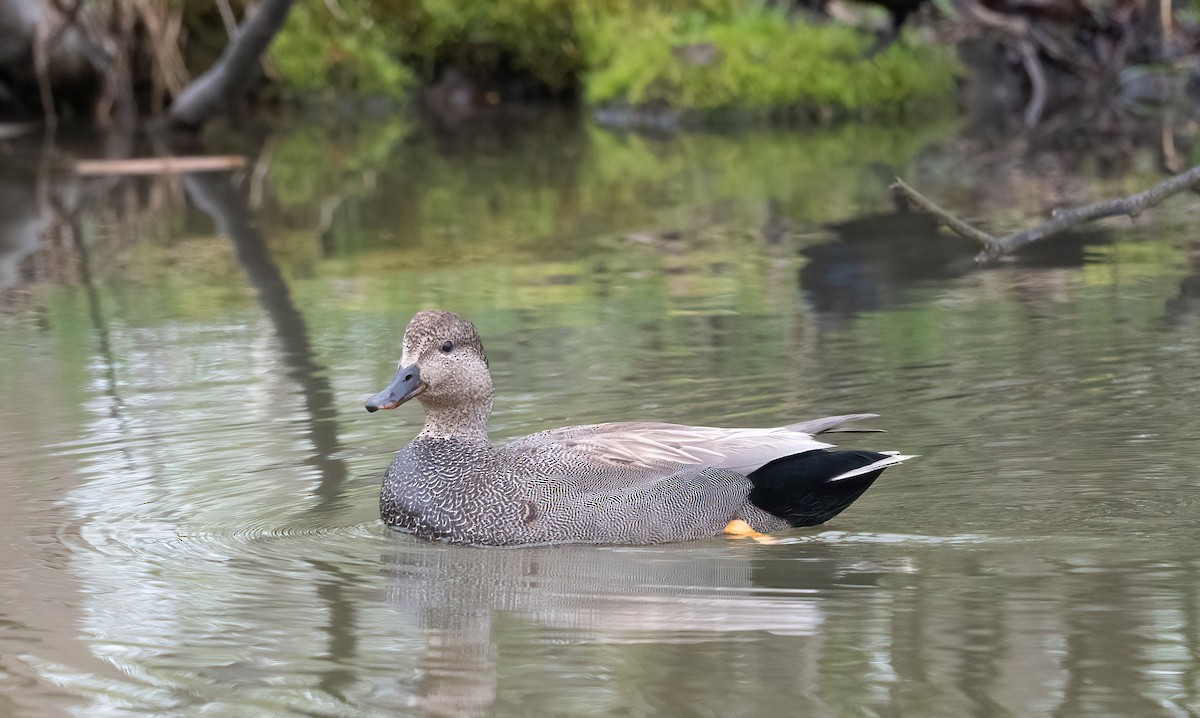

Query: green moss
[385,0,584,93]
[270,0,412,96]
[268,0,958,117]
[578,5,958,118]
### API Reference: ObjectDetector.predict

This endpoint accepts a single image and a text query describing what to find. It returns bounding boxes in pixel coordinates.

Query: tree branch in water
[891,163,1200,262]
[889,177,995,247]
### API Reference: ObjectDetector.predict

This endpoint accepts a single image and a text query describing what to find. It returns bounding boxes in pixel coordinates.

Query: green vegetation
[389,0,584,93]
[269,0,412,96]
[577,4,957,118]
[268,0,959,118]
[254,115,956,273]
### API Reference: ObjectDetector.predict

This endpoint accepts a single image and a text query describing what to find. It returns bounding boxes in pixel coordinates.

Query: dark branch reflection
[179,162,362,706]
[180,167,350,510]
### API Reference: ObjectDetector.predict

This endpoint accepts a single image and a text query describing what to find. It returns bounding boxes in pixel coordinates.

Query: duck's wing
[504,414,879,476]
[530,463,754,544]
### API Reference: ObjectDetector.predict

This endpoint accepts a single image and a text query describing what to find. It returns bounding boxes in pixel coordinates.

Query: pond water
[2,114,1200,717]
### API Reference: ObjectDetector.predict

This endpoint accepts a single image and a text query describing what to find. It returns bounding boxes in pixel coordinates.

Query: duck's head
[365,310,492,414]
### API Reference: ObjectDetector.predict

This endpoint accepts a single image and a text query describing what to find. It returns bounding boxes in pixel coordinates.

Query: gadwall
[366,310,911,546]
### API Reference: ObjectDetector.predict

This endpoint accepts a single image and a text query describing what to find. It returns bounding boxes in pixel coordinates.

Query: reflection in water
[181,168,350,509]
[374,534,1200,718]
[800,203,1123,323]
[1165,239,1200,324]
[801,205,972,322]
[182,166,366,710]
[1,118,1200,717]
[0,168,45,297]
[382,542,823,718]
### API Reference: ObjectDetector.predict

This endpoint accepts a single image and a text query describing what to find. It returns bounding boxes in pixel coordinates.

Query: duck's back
[381,434,753,546]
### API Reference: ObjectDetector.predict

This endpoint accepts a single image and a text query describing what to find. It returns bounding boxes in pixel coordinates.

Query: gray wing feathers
[785,413,880,434]
[536,466,750,544]
[505,420,840,475]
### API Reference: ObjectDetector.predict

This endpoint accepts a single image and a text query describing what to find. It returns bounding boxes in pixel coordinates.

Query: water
[2,115,1200,717]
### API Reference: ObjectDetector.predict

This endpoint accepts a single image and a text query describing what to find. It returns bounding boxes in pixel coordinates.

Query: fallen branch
[72,155,246,176]
[162,0,296,131]
[889,177,995,246]
[890,162,1200,262]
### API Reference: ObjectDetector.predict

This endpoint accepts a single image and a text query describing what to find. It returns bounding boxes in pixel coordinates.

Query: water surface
[2,116,1199,717]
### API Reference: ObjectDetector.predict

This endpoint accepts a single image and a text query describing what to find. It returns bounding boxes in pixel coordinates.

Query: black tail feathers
[747,449,890,527]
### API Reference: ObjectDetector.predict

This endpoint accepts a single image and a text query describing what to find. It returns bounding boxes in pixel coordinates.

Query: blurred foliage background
[264,0,958,118]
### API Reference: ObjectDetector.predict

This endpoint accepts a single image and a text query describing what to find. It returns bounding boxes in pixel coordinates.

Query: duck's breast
[381,438,530,545]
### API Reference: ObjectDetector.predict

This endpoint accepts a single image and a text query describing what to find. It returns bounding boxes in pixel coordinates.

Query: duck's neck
[417,399,492,446]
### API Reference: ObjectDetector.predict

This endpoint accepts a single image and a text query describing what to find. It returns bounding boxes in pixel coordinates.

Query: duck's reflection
[381,541,829,717]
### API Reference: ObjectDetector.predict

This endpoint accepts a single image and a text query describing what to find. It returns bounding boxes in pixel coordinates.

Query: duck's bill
[365,364,426,412]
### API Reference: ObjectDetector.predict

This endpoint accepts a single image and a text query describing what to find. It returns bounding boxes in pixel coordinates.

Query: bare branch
[892,163,1200,263]
[1017,40,1046,128]
[982,163,1200,259]
[216,0,239,39]
[73,156,247,176]
[889,178,997,246]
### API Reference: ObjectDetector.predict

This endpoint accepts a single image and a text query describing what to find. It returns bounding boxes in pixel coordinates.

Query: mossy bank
[270,0,959,123]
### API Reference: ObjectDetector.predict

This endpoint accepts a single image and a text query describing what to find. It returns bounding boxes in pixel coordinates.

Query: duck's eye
[440,340,454,353]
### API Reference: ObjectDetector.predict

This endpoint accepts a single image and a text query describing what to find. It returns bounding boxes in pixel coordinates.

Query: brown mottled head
[365,310,492,414]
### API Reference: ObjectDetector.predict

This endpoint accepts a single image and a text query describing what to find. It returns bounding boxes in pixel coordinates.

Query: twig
[889,178,997,246]
[891,162,1200,262]
[73,155,247,175]
[1161,0,1174,44]
[33,18,56,132]
[1017,40,1046,128]
[216,0,239,39]
[1162,117,1181,173]
[983,164,1200,258]
[248,135,278,211]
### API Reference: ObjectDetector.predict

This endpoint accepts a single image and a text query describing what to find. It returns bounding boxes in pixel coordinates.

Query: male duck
[366,310,911,546]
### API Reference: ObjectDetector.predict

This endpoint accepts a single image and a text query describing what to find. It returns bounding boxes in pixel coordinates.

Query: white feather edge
[828,453,918,482]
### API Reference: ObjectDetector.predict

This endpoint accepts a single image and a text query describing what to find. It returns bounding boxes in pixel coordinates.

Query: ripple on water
[62,505,388,567]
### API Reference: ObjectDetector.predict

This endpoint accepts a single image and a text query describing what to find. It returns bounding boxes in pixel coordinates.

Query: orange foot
[722,519,778,545]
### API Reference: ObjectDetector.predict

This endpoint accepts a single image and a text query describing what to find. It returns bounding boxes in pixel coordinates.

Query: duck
[365,310,912,546]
